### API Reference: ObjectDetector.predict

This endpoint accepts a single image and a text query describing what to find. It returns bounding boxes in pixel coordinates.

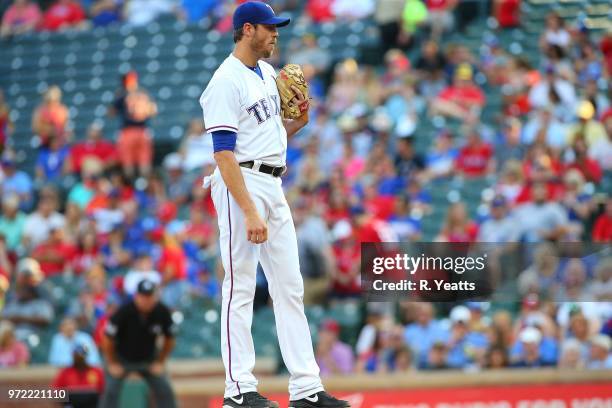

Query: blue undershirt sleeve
[212,130,237,152]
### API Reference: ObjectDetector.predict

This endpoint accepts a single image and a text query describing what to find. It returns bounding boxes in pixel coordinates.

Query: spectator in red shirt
[493,0,520,29]
[0,0,41,38]
[40,0,87,32]
[306,0,334,23]
[157,233,188,310]
[325,192,350,227]
[52,344,105,406]
[32,224,76,277]
[330,229,361,299]
[0,320,30,368]
[426,0,456,41]
[436,202,478,242]
[362,178,395,221]
[68,123,118,174]
[0,244,10,313]
[522,145,562,183]
[350,206,398,243]
[455,128,495,178]
[31,85,70,148]
[431,63,486,122]
[592,200,612,243]
[72,230,100,276]
[181,204,214,249]
[600,33,612,81]
[564,138,602,184]
[0,90,12,154]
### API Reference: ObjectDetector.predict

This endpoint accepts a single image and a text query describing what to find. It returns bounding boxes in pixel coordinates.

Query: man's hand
[245,210,268,244]
[291,84,310,123]
[291,85,309,112]
[282,84,310,137]
[108,362,124,378]
[149,361,164,376]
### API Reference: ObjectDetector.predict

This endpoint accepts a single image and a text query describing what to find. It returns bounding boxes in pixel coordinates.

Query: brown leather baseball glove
[275,64,309,120]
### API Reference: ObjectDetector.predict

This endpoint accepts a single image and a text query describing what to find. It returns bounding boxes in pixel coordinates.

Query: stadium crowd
[0,0,610,400]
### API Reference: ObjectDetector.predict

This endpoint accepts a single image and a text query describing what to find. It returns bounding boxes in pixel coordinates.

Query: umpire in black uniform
[98,279,177,408]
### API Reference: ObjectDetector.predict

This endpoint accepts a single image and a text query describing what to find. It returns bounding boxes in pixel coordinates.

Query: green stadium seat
[253,331,279,358]
[119,378,149,408]
[327,302,361,326]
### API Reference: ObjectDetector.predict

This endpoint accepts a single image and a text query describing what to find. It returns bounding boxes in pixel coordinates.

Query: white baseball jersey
[199,53,287,167]
[199,52,325,400]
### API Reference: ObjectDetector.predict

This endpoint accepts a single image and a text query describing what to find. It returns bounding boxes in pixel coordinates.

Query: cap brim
[262,16,290,27]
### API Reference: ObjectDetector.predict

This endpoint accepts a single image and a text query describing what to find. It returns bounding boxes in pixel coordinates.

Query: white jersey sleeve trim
[205,124,239,133]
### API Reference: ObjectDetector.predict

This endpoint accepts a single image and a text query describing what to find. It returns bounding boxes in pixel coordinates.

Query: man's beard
[251,37,273,59]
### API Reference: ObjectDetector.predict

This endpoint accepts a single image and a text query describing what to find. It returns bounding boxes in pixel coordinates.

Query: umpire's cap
[233,1,290,30]
[137,279,157,296]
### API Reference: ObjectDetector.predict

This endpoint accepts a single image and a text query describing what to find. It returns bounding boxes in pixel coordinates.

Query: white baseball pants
[209,166,324,400]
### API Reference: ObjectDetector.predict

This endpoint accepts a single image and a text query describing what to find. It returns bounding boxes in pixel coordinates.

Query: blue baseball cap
[233,1,290,30]
[73,343,88,357]
[491,195,506,208]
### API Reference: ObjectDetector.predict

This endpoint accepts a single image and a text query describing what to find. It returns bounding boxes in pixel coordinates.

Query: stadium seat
[119,378,148,408]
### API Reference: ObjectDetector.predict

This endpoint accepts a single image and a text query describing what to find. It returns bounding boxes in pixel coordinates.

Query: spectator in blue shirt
[586,334,612,370]
[376,156,405,196]
[404,302,449,368]
[90,0,122,27]
[118,201,151,256]
[405,177,431,214]
[1,152,33,212]
[180,0,218,23]
[67,160,101,210]
[511,327,556,368]
[100,226,133,275]
[510,328,559,366]
[424,131,458,180]
[566,312,592,361]
[388,194,421,241]
[521,107,567,150]
[0,194,26,252]
[48,317,101,367]
[446,306,489,369]
[35,135,70,183]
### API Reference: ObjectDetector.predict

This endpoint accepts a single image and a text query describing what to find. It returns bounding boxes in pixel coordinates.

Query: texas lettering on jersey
[247,95,280,124]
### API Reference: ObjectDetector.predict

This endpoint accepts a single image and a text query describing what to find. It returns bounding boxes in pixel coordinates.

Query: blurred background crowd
[0,0,610,387]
